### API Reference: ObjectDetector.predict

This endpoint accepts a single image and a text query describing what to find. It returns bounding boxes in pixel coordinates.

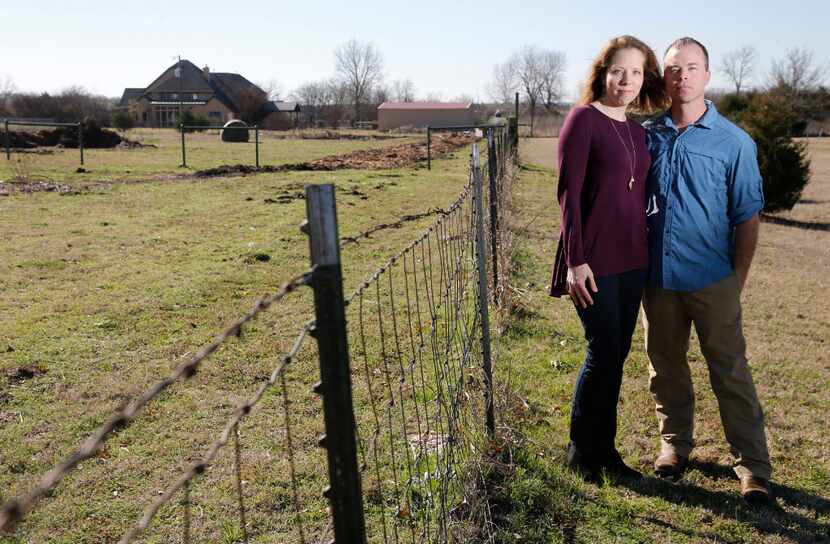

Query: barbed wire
[340,208,447,247]
[1,127,517,542]
[0,270,314,534]
[118,319,314,543]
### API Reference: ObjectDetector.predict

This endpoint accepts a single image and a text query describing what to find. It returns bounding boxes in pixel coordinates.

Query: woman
[549,35,667,480]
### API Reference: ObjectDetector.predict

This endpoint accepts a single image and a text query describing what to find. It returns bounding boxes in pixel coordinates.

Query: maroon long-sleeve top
[550,105,651,297]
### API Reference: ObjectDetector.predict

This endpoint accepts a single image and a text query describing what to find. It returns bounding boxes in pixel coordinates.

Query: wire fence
[0,122,517,543]
[3,118,85,164]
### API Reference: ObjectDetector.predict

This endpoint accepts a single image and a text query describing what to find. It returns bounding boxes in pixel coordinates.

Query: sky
[2,0,829,103]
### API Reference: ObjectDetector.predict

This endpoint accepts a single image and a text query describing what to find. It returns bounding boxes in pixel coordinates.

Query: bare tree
[293,80,329,127]
[505,46,567,136]
[334,38,384,124]
[236,86,270,124]
[769,46,826,95]
[0,76,16,117]
[539,50,567,110]
[325,78,349,128]
[258,78,283,101]
[451,94,476,104]
[371,83,390,107]
[392,78,416,102]
[487,61,517,106]
[721,46,757,95]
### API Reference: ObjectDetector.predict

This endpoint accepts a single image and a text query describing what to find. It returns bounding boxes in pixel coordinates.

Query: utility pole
[177,55,183,127]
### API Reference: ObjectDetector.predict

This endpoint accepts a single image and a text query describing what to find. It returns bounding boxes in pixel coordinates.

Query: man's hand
[733,214,760,294]
[567,263,598,309]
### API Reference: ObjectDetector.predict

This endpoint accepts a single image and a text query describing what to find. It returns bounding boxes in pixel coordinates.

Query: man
[643,37,772,502]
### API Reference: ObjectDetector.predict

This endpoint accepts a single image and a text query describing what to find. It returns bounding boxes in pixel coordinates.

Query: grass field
[489,138,829,543]
[2,131,827,543]
[0,131,476,543]
[0,127,421,183]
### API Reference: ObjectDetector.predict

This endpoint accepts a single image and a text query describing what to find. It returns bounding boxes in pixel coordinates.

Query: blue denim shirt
[645,101,764,292]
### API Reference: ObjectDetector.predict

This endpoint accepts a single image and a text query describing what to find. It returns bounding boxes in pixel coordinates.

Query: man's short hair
[665,37,710,71]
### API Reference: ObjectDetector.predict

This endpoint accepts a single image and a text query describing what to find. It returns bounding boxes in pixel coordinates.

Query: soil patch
[3,124,149,150]
[269,130,403,141]
[0,180,73,195]
[195,133,475,177]
[7,365,47,385]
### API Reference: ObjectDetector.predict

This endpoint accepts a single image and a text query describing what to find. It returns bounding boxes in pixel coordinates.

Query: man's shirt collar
[655,99,718,131]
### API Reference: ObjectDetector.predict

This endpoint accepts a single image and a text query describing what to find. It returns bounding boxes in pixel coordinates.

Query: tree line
[1,42,826,136]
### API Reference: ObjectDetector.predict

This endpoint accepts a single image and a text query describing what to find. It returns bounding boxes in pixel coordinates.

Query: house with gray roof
[117,60,298,128]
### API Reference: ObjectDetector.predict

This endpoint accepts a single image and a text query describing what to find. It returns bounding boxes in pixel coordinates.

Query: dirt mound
[195,133,475,177]
[303,133,474,170]
[196,164,285,177]
[4,122,124,149]
[3,130,42,149]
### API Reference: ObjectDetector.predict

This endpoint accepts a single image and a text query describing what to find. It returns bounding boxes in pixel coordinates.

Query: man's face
[663,44,711,105]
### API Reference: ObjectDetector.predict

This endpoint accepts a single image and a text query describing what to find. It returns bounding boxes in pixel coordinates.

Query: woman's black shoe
[602,449,642,480]
[566,442,601,482]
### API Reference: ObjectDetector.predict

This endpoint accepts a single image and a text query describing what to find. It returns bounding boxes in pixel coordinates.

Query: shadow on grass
[760,213,830,232]
[620,460,830,543]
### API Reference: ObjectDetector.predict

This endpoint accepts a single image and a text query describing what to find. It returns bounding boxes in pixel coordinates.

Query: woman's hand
[566,264,598,309]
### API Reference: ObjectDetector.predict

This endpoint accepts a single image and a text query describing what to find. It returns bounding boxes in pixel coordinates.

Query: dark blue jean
[569,268,646,460]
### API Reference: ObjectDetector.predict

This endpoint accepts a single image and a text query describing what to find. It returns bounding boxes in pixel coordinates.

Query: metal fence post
[514,91,519,120]
[255,126,260,169]
[508,116,518,160]
[427,127,431,170]
[472,145,496,438]
[486,128,500,304]
[4,119,9,161]
[180,124,187,168]
[305,184,367,544]
[78,122,84,166]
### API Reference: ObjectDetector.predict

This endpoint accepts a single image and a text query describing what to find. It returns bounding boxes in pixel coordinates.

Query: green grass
[485,138,830,543]
[0,127,421,183]
[0,133,476,543]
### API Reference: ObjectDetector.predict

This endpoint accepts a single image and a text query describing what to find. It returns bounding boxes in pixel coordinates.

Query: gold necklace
[608,118,636,191]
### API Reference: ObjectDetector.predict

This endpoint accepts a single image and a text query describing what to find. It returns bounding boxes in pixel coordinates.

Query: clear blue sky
[2,0,828,102]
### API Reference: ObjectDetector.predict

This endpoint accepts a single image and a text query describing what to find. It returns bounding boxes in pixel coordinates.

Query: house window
[171,93,178,99]
[192,93,199,100]
[208,111,222,118]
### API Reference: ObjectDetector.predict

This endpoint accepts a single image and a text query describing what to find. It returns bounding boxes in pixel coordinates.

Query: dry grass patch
[0,145,477,542]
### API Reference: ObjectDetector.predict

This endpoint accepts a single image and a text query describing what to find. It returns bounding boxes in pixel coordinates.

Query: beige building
[377,102,475,131]
[117,60,296,128]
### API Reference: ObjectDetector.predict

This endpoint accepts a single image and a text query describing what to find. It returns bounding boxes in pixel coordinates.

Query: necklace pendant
[628,176,635,191]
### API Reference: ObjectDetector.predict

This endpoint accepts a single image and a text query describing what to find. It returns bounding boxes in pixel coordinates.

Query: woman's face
[602,47,646,108]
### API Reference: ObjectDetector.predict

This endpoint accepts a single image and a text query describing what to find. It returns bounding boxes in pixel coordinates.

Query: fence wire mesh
[344,150,495,543]
[1,125,516,543]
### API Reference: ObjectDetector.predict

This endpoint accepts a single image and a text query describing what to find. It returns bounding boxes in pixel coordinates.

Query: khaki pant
[642,274,771,480]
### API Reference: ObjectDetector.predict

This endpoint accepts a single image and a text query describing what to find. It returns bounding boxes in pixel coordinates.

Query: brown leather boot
[654,452,688,481]
[740,474,773,504]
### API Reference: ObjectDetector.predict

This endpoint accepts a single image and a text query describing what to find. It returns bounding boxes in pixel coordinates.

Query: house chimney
[202,65,210,79]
